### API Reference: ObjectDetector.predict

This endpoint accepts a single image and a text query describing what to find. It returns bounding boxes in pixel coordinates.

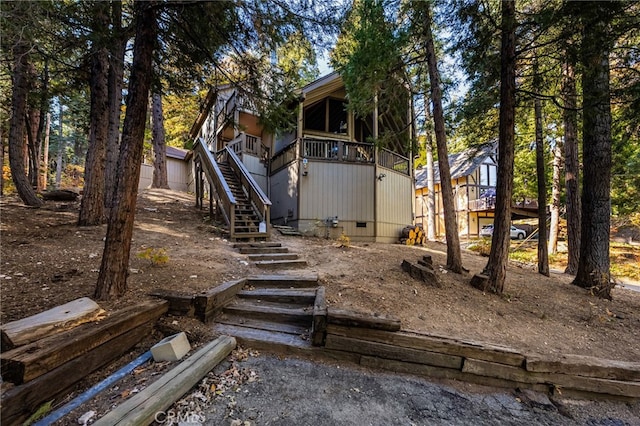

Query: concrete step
[254,259,308,270]
[223,300,313,326]
[238,247,289,254]
[236,288,317,304]
[246,274,319,288]
[247,253,299,262]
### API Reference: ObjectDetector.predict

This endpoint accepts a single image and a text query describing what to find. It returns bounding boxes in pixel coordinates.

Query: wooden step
[248,253,299,262]
[238,247,289,254]
[223,301,312,326]
[211,323,314,352]
[254,259,308,270]
[236,288,317,304]
[247,274,319,288]
[233,242,282,249]
[216,313,310,336]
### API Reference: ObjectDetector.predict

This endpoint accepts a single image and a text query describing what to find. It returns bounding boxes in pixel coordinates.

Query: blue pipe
[33,351,152,426]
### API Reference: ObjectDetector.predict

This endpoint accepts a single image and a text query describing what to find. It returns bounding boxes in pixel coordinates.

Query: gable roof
[415,142,497,189]
[166,146,189,161]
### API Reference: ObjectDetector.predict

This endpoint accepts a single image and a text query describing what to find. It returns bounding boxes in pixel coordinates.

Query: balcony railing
[378,148,410,176]
[301,138,374,163]
[226,133,267,160]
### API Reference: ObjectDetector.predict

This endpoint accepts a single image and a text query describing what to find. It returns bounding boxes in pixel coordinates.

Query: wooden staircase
[218,162,263,238]
[212,275,321,351]
[234,242,307,269]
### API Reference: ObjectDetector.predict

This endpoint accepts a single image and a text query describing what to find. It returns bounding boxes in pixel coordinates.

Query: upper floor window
[479,164,497,187]
[304,98,348,134]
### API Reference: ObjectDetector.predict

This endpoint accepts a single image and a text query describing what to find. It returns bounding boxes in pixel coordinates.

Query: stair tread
[238,247,289,254]
[247,274,318,288]
[216,314,310,336]
[248,253,299,261]
[211,323,313,350]
[238,288,317,298]
[227,299,313,313]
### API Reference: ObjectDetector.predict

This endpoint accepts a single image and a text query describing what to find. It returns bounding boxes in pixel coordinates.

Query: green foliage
[137,247,169,266]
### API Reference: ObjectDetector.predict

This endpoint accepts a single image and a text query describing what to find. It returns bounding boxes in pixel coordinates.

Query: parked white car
[480,224,527,240]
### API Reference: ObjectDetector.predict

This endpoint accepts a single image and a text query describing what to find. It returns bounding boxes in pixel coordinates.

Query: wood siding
[270,162,299,224]
[298,162,375,240]
[376,169,414,243]
[139,158,191,192]
[241,154,268,195]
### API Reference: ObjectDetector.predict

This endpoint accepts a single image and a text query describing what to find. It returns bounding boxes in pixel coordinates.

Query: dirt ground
[1,188,640,423]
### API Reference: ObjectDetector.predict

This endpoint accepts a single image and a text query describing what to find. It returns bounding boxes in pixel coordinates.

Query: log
[1,297,103,350]
[470,273,490,291]
[93,335,236,426]
[327,325,526,367]
[327,308,401,332]
[0,324,152,426]
[325,334,463,369]
[41,189,79,201]
[311,286,327,346]
[194,279,246,322]
[1,300,168,384]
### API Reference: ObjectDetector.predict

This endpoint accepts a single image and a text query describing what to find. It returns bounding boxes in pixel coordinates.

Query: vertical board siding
[298,162,375,239]
[242,154,268,194]
[270,162,299,223]
[138,159,190,192]
[376,170,414,242]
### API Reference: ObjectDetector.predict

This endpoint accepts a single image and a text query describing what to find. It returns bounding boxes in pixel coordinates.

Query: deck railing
[271,140,299,173]
[226,133,267,159]
[378,148,410,175]
[301,138,375,163]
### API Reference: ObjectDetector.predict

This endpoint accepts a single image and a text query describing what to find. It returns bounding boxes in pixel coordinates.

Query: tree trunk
[55,104,63,189]
[151,92,170,189]
[41,113,51,191]
[562,54,580,275]
[8,41,42,207]
[25,108,40,188]
[95,0,157,300]
[534,88,549,276]
[573,3,613,299]
[425,128,436,241]
[422,2,463,272]
[548,137,562,255]
[480,0,516,294]
[79,2,111,226]
[105,0,126,216]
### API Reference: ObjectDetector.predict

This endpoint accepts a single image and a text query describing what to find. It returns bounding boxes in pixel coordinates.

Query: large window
[304,98,347,134]
[479,164,497,187]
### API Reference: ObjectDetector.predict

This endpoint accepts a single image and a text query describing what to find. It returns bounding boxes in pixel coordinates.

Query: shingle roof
[415,142,497,189]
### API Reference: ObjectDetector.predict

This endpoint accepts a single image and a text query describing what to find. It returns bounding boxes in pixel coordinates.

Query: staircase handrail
[193,138,236,231]
[224,146,271,228]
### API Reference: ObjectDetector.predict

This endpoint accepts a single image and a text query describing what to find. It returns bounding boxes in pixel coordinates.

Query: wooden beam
[94,335,236,426]
[525,354,640,381]
[327,308,401,332]
[326,334,463,369]
[1,298,103,350]
[149,290,195,317]
[0,324,152,426]
[327,325,525,367]
[1,300,168,384]
[312,286,327,346]
[194,279,246,322]
[463,358,640,398]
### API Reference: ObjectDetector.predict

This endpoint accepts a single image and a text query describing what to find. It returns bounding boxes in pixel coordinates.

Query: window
[479,164,497,187]
[303,98,347,134]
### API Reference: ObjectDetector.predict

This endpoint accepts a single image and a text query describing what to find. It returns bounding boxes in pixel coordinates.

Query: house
[415,142,498,238]
[139,146,193,192]
[269,72,414,243]
[415,142,538,238]
[188,72,415,242]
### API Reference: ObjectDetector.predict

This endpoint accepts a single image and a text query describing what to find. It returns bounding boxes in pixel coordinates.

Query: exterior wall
[138,158,191,192]
[241,154,268,194]
[376,169,414,243]
[274,131,296,154]
[270,161,299,224]
[298,161,375,241]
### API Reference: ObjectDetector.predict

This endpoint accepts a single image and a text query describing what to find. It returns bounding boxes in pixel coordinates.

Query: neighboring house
[415,142,537,238]
[189,72,415,242]
[139,146,193,192]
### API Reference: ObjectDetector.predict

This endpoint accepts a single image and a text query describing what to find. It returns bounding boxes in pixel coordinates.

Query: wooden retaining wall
[318,310,640,400]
